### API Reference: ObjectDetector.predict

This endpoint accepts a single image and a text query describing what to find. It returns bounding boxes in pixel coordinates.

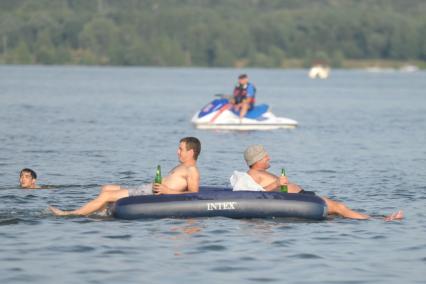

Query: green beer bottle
[280,168,288,193]
[154,165,162,184]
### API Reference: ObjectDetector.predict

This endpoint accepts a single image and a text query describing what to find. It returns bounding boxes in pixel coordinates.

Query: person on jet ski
[230,74,256,120]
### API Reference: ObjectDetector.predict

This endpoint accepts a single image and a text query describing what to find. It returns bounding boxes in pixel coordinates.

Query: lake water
[0,66,425,283]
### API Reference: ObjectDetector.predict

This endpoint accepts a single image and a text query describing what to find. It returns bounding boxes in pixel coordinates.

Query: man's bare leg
[322,197,370,219]
[94,185,124,213]
[49,189,129,216]
[101,184,122,192]
[322,197,404,221]
[239,102,250,119]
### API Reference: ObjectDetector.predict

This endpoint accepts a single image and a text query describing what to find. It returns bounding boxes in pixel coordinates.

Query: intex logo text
[207,202,237,211]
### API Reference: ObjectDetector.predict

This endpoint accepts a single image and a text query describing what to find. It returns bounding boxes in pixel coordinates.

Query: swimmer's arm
[249,172,277,192]
[185,167,200,193]
[263,174,288,192]
[152,183,185,195]
[263,180,279,191]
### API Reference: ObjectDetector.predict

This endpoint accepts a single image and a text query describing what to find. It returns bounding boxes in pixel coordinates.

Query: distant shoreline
[1,59,424,70]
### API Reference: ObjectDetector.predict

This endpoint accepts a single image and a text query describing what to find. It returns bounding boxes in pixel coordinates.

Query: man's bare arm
[260,172,282,191]
[248,171,277,191]
[263,179,279,191]
[186,166,200,193]
[153,183,189,194]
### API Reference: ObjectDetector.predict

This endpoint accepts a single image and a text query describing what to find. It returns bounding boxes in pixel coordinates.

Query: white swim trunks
[127,183,154,196]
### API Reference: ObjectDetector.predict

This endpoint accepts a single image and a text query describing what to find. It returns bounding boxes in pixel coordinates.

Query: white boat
[400,65,419,73]
[191,98,298,131]
[308,65,330,79]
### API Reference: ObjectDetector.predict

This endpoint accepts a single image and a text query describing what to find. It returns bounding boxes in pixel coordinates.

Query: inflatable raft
[112,187,327,220]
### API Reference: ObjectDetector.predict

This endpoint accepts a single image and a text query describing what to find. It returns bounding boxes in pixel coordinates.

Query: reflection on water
[0,66,425,283]
[170,219,203,237]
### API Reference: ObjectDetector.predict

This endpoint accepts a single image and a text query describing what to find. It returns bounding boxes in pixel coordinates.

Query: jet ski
[191,98,298,130]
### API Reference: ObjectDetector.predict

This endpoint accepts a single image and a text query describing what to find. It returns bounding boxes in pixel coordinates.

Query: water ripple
[103,234,132,239]
[0,218,22,226]
[210,265,250,272]
[102,249,127,255]
[288,253,322,259]
[197,244,227,252]
[271,240,290,247]
[398,244,426,251]
[246,277,278,283]
[47,245,96,253]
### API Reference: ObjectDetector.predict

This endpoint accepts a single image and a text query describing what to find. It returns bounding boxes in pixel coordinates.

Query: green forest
[1,0,426,68]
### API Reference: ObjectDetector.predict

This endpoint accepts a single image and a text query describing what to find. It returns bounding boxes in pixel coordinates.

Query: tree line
[1,0,425,67]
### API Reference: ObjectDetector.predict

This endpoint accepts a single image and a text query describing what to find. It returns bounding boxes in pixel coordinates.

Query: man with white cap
[230,144,403,220]
[243,145,302,193]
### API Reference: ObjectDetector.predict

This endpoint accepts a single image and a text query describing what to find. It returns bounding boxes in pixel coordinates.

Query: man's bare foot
[48,206,71,216]
[384,210,404,221]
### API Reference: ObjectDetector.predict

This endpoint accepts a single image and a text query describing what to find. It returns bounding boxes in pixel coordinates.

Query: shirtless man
[20,168,40,189]
[233,144,403,220]
[49,137,201,216]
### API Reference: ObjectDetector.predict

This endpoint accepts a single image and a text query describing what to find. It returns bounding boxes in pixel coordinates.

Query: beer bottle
[280,168,288,193]
[154,165,162,184]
